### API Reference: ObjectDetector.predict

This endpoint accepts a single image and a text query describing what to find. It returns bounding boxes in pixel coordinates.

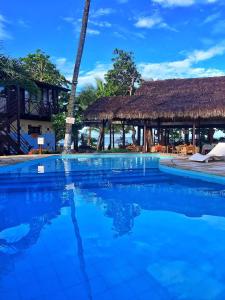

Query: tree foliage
[0,53,38,94]
[105,49,141,96]
[77,85,98,110]
[95,78,118,97]
[20,49,68,87]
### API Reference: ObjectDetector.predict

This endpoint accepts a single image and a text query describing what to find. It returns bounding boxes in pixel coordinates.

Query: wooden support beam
[112,124,115,148]
[146,127,153,152]
[157,120,161,144]
[109,123,112,150]
[184,128,189,144]
[102,120,105,150]
[208,128,214,144]
[143,125,147,153]
[97,120,105,151]
[192,122,196,146]
[137,126,141,146]
[122,124,125,148]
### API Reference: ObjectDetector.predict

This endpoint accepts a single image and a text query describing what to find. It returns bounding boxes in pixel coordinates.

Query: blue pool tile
[92,291,114,300]
[64,282,90,300]
[90,275,108,296]
[0,290,21,300]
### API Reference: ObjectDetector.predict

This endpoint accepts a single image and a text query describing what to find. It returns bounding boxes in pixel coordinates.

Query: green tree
[78,85,98,110]
[52,112,67,142]
[20,49,68,87]
[95,78,118,97]
[105,49,141,96]
[0,53,38,94]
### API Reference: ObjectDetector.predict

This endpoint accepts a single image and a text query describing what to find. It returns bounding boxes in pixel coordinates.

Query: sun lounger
[189,143,225,162]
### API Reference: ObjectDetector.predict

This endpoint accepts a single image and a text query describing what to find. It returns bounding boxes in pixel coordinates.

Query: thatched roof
[84,76,225,121]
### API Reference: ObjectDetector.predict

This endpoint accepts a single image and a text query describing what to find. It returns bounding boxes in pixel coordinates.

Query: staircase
[0,87,32,155]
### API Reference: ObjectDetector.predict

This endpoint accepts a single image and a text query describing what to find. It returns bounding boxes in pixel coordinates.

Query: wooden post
[102,120,105,150]
[157,120,160,144]
[143,124,147,153]
[131,126,136,145]
[137,126,141,145]
[122,123,125,148]
[97,121,105,151]
[146,127,153,152]
[184,128,189,144]
[192,122,196,146]
[112,124,115,149]
[109,123,112,150]
[208,128,214,144]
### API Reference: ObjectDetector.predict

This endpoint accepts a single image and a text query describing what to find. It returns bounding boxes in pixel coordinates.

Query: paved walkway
[161,156,225,177]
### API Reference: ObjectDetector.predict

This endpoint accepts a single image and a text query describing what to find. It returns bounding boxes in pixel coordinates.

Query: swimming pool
[1,155,225,300]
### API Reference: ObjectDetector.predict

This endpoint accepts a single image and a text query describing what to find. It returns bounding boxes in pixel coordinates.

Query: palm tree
[63,0,91,153]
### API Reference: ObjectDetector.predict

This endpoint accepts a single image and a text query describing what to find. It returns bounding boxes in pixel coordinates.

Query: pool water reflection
[1,155,225,299]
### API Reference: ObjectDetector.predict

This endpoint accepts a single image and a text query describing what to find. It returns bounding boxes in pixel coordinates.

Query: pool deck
[160,156,225,178]
[0,155,53,167]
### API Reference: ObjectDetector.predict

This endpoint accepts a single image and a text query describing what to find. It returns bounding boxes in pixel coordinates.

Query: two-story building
[0,81,68,155]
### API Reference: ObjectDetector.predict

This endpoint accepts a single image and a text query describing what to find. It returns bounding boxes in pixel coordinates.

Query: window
[43,88,48,106]
[49,89,53,105]
[28,125,41,135]
[0,86,7,113]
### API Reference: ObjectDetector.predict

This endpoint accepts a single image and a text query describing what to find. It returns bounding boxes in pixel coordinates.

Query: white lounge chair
[189,143,225,163]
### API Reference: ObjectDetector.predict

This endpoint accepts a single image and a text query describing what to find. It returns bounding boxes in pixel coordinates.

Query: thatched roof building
[84,76,225,122]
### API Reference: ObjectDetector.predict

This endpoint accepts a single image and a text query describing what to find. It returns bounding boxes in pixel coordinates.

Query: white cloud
[0,14,11,40]
[78,63,111,87]
[91,8,115,18]
[113,25,146,40]
[89,20,112,28]
[203,12,221,24]
[134,15,176,31]
[152,0,218,7]
[135,16,163,29]
[56,44,225,89]
[87,28,100,35]
[18,19,29,28]
[63,17,101,36]
[139,44,225,80]
[212,20,225,35]
[55,57,110,88]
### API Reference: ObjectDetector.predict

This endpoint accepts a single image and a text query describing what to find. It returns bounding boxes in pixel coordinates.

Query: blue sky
[2,0,225,87]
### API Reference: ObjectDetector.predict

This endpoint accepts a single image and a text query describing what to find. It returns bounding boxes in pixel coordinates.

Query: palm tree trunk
[64,0,91,153]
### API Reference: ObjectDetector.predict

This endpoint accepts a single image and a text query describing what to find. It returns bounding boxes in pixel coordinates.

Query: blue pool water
[1,155,225,300]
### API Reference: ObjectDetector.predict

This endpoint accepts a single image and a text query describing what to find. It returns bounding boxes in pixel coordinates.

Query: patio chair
[189,143,225,163]
[178,145,187,155]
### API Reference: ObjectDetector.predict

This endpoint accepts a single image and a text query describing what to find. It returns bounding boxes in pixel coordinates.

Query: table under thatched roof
[84,76,225,121]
